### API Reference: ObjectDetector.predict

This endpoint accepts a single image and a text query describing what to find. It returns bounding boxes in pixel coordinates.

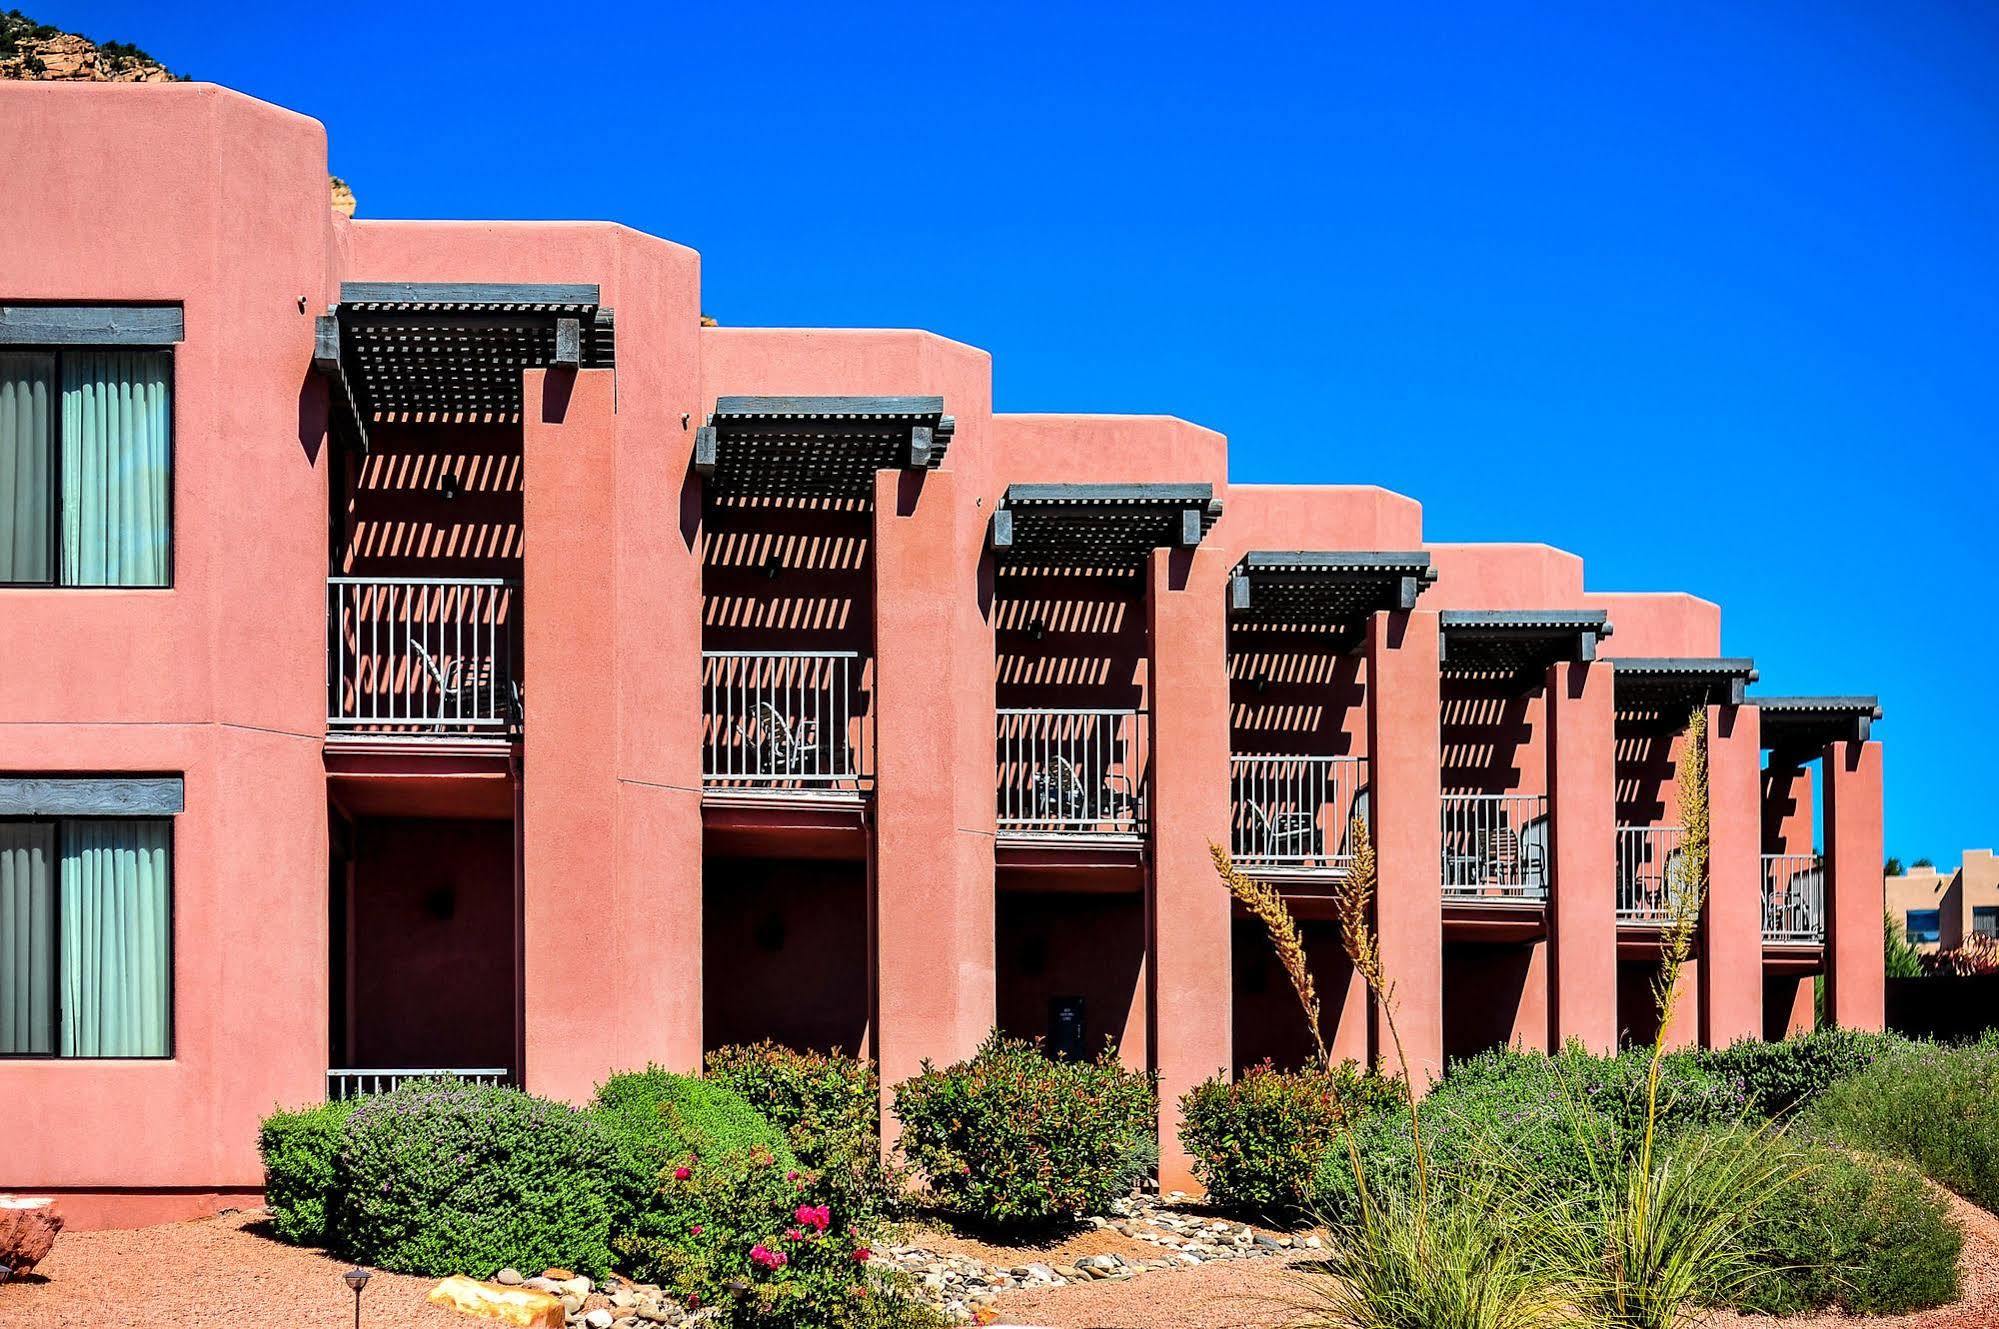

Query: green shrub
[706,1042,905,1221]
[1733,1139,1961,1315]
[1179,1060,1400,1219]
[617,1144,943,1328]
[1697,1027,1908,1118]
[1812,1040,1999,1210]
[893,1031,1157,1231]
[333,1080,619,1278]
[591,1065,794,1236]
[257,1098,356,1245]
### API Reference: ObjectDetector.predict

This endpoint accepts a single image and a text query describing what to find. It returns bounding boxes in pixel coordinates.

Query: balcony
[1230,755,1367,873]
[327,577,521,739]
[996,708,1147,840]
[1617,825,1690,924]
[327,1067,512,1101]
[1440,794,1549,899]
[1763,854,1826,944]
[702,651,870,796]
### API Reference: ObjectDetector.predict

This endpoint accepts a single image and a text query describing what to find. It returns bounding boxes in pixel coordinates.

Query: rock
[561,1293,584,1315]
[0,1197,62,1277]
[495,1269,525,1286]
[584,1311,615,1329]
[561,1277,594,1298]
[427,1276,565,1329]
[525,1278,564,1294]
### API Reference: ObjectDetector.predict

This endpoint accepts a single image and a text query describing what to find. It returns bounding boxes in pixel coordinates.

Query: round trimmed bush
[1735,1140,1961,1315]
[893,1031,1157,1231]
[1179,1060,1400,1219]
[333,1079,619,1278]
[257,1098,356,1245]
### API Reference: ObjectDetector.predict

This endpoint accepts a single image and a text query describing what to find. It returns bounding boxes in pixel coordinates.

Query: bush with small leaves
[1696,1027,1909,1118]
[706,1042,906,1222]
[257,1098,357,1246]
[1179,1060,1400,1219]
[590,1066,794,1245]
[1812,1039,1999,1211]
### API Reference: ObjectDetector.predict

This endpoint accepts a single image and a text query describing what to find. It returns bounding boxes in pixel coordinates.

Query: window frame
[0,344,177,590]
[1973,906,1999,940]
[1905,908,1942,945]
[0,813,176,1060]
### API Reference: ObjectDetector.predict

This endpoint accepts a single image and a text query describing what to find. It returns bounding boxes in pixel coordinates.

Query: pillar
[1547,659,1616,1052]
[872,468,995,1118]
[1364,609,1443,1084]
[1146,544,1233,1192]
[1823,739,1886,1030]
[1702,703,1763,1047]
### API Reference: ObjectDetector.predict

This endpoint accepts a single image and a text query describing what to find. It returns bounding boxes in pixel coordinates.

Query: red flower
[794,1203,831,1232]
[750,1243,788,1270]
[785,1227,805,1242]
[672,1166,691,1182]
[851,1247,873,1263]
[689,1224,702,1236]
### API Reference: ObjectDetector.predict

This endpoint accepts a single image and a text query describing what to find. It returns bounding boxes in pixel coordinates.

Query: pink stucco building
[0,83,1886,1228]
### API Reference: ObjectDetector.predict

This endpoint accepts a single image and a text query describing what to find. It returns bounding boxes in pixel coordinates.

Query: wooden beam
[338,281,600,307]
[693,426,717,475]
[1397,574,1420,610]
[313,314,341,375]
[1180,507,1203,546]
[989,508,1014,551]
[0,776,184,817]
[553,317,581,367]
[0,304,183,345]
[1229,572,1252,612]
[909,424,933,468]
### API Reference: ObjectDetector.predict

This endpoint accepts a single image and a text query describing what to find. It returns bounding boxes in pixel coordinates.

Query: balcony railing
[702,651,869,793]
[328,577,521,736]
[1617,825,1690,924]
[326,1067,512,1100]
[1441,794,1549,899]
[1230,756,1367,871]
[997,708,1147,838]
[1763,854,1826,944]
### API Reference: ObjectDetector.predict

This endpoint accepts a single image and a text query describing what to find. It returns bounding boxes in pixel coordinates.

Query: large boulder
[425,1276,564,1328]
[0,1197,61,1277]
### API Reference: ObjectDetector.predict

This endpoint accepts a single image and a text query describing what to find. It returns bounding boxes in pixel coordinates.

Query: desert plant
[893,1031,1156,1231]
[1179,1060,1401,1219]
[1695,1027,1906,1118]
[332,1079,619,1278]
[1812,1039,1999,1210]
[1212,841,1330,1067]
[706,1041,906,1222]
[257,1097,357,1245]
[1885,909,1925,977]
[1921,932,1999,976]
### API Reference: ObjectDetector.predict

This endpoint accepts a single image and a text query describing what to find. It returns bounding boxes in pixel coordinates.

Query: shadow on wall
[703,858,869,1057]
[996,886,1145,1060]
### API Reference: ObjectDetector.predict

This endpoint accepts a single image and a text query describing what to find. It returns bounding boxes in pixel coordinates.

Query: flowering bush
[706,1041,907,1221]
[1921,932,1999,976]
[617,1145,942,1328]
[1178,1060,1400,1218]
[257,1097,356,1245]
[332,1079,619,1277]
[1695,1027,1909,1118]
[893,1031,1157,1231]
[1813,1039,1999,1211]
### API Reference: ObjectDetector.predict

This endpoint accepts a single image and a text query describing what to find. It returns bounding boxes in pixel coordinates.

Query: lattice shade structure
[316,282,614,452]
[1439,610,1611,677]
[991,483,1220,570]
[1229,551,1436,626]
[1756,695,1881,750]
[696,396,952,500]
[1614,657,1759,710]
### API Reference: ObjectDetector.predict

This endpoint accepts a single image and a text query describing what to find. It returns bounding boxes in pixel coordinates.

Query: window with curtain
[0,817,171,1058]
[0,348,172,587]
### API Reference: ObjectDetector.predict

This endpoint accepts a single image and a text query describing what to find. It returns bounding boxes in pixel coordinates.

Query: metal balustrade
[1441,794,1550,898]
[327,577,521,735]
[1762,854,1826,944]
[1231,756,1367,871]
[326,1068,512,1100]
[703,651,869,792]
[1617,825,1690,924]
[997,708,1147,837]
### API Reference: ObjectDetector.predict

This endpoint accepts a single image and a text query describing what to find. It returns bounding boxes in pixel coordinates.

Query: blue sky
[51,1,1998,863]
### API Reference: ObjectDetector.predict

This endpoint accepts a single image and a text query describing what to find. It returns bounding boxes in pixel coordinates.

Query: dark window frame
[1905,908,1942,945]
[0,345,177,590]
[1973,906,1999,939]
[0,813,176,1060]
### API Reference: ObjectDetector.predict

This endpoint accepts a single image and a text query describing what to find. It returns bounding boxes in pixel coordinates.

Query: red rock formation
[0,1198,62,1277]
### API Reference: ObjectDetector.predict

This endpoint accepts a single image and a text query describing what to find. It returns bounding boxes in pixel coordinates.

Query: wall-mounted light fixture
[761,554,782,581]
[1252,673,1269,695]
[1025,617,1046,641]
[437,472,462,502]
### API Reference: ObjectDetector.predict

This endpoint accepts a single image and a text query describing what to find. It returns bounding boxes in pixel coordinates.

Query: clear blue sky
[50,1,1999,865]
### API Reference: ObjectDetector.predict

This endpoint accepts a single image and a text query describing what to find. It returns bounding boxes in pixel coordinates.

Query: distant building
[1888,851,1999,952]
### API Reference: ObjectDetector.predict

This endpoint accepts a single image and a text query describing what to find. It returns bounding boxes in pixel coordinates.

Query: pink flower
[851,1247,873,1263]
[785,1228,805,1242]
[794,1203,831,1232]
[673,1166,691,1182]
[689,1225,702,1236]
[786,1170,799,1182]
[750,1243,788,1270]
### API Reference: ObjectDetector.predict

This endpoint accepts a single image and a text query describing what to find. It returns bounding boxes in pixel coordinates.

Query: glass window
[0,817,172,1057]
[1906,909,1942,945]
[1974,906,1999,940]
[0,348,172,587]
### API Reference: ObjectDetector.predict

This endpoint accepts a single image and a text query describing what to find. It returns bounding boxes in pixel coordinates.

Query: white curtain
[61,819,171,1057]
[0,823,54,1055]
[0,352,53,583]
[62,350,171,587]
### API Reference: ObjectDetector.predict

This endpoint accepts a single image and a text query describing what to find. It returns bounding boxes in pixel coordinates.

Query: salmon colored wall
[341,422,524,579]
[1704,704,1764,1045]
[1232,918,1362,1072]
[1548,660,1618,1052]
[1587,592,1723,658]
[1824,741,1886,1029]
[1426,544,1585,610]
[1762,761,1816,854]
[0,84,335,1225]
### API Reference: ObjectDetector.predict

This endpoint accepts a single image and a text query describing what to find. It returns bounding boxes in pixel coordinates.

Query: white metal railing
[326,1068,511,1100]
[328,577,520,735]
[1762,854,1825,944]
[1618,825,1690,924]
[1231,756,1367,871]
[703,651,869,792]
[997,708,1146,837]
[1441,794,1550,898]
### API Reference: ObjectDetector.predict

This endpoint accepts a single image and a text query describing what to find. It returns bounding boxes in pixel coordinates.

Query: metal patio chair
[409,638,517,729]
[1033,757,1089,826]
[1245,801,1317,860]
[737,701,818,778]
[1518,815,1550,894]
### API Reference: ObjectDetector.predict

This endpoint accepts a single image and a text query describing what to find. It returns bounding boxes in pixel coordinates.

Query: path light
[342,1267,372,1329]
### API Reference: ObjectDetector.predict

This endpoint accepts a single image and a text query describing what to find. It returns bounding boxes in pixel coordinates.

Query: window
[0,348,173,587]
[1906,909,1942,945]
[1975,906,1999,940]
[0,818,172,1057]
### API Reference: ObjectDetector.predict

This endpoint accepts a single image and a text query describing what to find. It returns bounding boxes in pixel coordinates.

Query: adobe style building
[0,83,1887,1229]
[1888,851,1999,952]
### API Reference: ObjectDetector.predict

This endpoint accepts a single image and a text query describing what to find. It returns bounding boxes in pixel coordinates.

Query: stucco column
[1823,739,1886,1030]
[1702,703,1763,1047]
[1547,659,1616,1052]
[871,468,995,1121]
[1364,609,1443,1084]
[1146,544,1233,1192]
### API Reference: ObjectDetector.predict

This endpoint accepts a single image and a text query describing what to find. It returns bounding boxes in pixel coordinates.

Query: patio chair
[409,639,517,729]
[1033,756,1089,825]
[737,701,818,777]
[1244,801,1317,860]
[1485,825,1522,891]
[1518,815,1550,894]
